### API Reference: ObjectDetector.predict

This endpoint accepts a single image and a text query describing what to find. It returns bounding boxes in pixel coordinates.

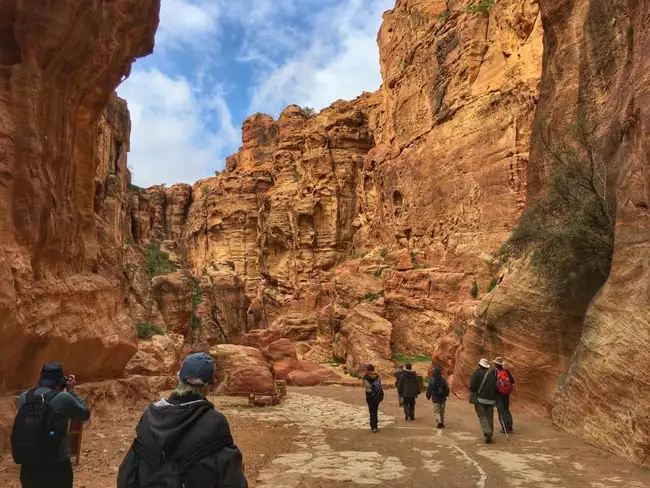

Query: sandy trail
[1,386,649,487]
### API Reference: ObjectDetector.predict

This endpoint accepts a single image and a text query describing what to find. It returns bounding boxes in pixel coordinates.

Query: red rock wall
[0,0,160,390]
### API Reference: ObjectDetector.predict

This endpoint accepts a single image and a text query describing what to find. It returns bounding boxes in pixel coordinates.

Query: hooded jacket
[117,393,247,488]
[425,366,450,403]
[397,370,421,399]
[363,373,383,402]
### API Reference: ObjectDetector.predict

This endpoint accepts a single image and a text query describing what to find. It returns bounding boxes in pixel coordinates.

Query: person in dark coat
[363,364,384,433]
[393,364,405,406]
[397,363,421,421]
[469,358,498,444]
[425,365,450,428]
[14,363,90,488]
[493,357,515,433]
[117,353,247,488]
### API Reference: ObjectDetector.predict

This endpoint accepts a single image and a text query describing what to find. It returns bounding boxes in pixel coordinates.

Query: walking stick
[498,410,510,443]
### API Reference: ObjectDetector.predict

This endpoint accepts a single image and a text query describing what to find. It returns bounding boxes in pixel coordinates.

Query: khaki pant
[474,402,494,436]
[433,402,445,425]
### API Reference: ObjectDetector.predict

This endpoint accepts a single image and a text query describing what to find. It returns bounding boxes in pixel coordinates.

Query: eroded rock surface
[210,344,276,396]
[0,0,160,389]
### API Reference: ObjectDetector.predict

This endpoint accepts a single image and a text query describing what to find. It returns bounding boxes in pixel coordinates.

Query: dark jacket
[17,387,90,463]
[425,367,450,403]
[117,393,247,488]
[495,367,515,395]
[393,369,404,387]
[397,370,421,399]
[469,367,498,402]
[363,373,383,402]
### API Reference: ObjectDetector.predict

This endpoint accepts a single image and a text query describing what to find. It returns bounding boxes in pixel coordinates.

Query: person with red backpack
[363,364,384,433]
[493,357,515,433]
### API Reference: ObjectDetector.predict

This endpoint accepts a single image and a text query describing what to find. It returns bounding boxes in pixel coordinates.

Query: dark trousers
[367,399,380,430]
[403,397,416,419]
[21,460,73,488]
[497,394,514,431]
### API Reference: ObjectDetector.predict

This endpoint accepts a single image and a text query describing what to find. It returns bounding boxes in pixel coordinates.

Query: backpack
[433,380,448,398]
[367,377,384,403]
[11,389,62,465]
[496,369,514,395]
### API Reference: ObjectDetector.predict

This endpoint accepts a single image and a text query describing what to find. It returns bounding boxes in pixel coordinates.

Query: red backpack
[496,369,513,395]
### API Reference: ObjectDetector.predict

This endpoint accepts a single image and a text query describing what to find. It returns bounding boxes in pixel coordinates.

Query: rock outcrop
[0,0,160,390]
[125,334,185,376]
[210,344,276,396]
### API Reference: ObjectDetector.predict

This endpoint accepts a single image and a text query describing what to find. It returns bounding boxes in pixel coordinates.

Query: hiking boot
[405,415,409,421]
[485,434,493,444]
[371,428,378,433]
[437,423,444,429]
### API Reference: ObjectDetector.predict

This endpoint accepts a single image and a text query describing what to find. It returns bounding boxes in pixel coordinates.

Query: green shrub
[300,107,316,117]
[466,0,495,14]
[191,314,201,331]
[363,292,381,302]
[200,184,209,202]
[496,117,615,303]
[438,10,451,22]
[146,243,177,278]
[136,322,164,339]
[293,171,302,182]
[373,266,391,278]
[129,183,144,193]
[189,277,203,308]
[380,248,388,258]
[342,302,350,309]
[487,278,499,293]
[414,264,432,270]
[470,280,479,299]
[410,250,418,265]
[392,352,432,364]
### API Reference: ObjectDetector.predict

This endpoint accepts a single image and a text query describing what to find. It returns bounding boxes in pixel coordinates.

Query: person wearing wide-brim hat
[493,357,516,433]
[469,358,498,444]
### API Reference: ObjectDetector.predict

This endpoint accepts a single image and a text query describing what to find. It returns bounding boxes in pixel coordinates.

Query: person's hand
[65,375,76,390]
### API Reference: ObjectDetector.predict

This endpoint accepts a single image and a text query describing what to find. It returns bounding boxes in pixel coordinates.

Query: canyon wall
[127,0,544,373]
[451,0,650,465]
[0,0,160,390]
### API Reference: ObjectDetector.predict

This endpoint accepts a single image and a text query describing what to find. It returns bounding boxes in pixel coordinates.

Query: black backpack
[119,432,234,488]
[11,389,63,465]
[434,380,447,398]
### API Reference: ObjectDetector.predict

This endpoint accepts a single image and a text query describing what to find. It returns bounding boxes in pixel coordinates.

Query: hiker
[12,363,91,488]
[425,365,450,428]
[397,363,421,421]
[494,357,515,433]
[117,352,247,488]
[363,364,384,433]
[393,364,405,406]
[469,358,498,444]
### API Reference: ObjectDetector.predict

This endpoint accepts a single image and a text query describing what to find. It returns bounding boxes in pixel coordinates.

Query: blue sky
[117,0,394,187]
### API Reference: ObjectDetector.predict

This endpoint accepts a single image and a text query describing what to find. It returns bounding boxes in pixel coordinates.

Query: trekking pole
[498,412,510,443]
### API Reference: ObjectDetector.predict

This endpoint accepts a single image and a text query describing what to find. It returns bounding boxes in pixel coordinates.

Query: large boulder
[210,345,276,396]
[332,303,393,376]
[125,334,185,376]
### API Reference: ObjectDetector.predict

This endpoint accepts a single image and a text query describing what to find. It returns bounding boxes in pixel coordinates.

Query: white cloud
[240,0,395,114]
[117,69,237,187]
[156,0,220,49]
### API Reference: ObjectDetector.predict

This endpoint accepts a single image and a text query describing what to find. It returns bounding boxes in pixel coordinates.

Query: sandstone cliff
[0,0,160,390]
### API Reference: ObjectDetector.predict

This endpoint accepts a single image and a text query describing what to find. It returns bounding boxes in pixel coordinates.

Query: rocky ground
[1,386,649,487]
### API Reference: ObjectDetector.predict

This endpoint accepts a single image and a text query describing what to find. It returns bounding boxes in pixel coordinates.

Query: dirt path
[1,386,649,487]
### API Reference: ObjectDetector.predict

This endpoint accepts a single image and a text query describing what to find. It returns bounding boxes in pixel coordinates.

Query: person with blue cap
[12,362,90,488]
[118,352,248,488]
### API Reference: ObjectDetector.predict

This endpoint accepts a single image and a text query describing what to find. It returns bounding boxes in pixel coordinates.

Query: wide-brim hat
[478,358,490,369]
[493,357,504,366]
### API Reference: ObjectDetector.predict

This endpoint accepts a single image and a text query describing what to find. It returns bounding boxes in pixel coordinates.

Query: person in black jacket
[393,365,405,406]
[469,358,498,444]
[425,365,450,428]
[494,357,515,433]
[397,363,421,421]
[363,364,384,433]
[14,363,90,488]
[117,353,247,488]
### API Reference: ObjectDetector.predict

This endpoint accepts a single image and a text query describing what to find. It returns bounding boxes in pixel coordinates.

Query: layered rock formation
[0,0,160,390]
